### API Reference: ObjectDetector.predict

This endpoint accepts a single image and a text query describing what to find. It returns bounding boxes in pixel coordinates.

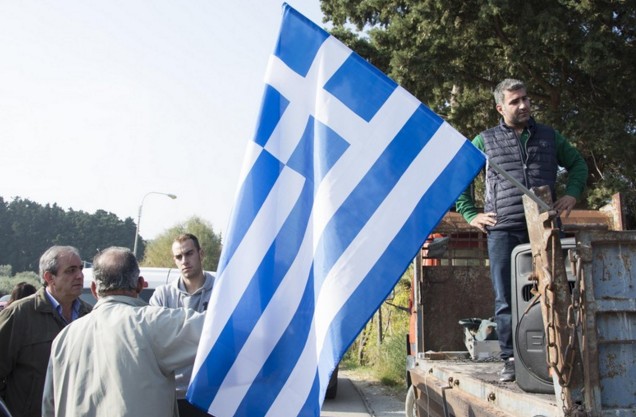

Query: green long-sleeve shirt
[455,129,588,224]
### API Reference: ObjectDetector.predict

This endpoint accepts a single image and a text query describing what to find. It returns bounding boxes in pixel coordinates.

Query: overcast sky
[0,0,324,240]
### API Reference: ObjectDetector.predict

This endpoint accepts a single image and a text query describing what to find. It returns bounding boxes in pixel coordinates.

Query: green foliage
[344,267,412,386]
[369,333,407,385]
[320,0,636,226]
[0,197,137,272]
[14,271,39,283]
[0,265,12,277]
[141,216,222,272]
[0,270,41,297]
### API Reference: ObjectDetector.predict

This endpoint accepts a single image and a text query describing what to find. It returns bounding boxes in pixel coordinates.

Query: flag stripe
[189,179,313,411]
[323,52,398,122]
[274,5,329,77]
[234,267,317,417]
[312,123,478,382]
[220,148,283,265]
[254,85,290,147]
[332,130,485,349]
[313,103,442,286]
[191,163,305,374]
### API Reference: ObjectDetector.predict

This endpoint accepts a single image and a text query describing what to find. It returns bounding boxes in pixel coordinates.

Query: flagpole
[487,159,552,212]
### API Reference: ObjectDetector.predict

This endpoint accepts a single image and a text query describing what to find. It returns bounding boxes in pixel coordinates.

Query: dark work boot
[499,358,515,382]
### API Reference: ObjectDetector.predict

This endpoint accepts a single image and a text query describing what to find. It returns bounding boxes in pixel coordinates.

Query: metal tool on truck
[405,191,635,417]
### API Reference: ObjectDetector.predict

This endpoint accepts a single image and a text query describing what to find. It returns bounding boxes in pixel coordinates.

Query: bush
[343,268,412,387]
[0,270,41,297]
[375,333,407,386]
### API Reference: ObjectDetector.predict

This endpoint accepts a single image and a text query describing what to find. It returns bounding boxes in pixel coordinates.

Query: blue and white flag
[188,4,485,416]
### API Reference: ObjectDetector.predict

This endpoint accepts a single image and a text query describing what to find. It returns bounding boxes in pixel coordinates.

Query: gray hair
[39,246,81,286]
[92,247,140,296]
[493,79,526,105]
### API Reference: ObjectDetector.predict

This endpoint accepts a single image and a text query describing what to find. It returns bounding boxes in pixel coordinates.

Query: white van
[80,267,183,306]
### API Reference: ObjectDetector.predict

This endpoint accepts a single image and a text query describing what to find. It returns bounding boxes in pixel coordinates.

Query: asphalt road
[321,370,406,417]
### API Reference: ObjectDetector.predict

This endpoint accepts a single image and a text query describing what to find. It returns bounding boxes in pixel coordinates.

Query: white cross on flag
[187,3,485,416]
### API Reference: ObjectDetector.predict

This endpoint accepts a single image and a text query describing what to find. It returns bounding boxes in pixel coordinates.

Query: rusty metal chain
[562,250,589,417]
[541,233,587,416]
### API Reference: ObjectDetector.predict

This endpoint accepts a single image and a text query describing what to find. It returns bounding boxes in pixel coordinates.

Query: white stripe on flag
[193,165,305,360]
[312,85,419,236]
[264,36,352,163]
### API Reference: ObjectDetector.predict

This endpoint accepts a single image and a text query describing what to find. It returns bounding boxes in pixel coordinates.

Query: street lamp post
[133,191,177,258]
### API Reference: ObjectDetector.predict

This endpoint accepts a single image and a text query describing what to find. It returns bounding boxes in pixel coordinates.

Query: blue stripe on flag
[324,53,398,122]
[255,85,290,147]
[220,149,283,268]
[287,116,350,184]
[188,180,314,409]
[274,5,329,77]
[313,104,442,283]
[299,374,321,417]
[233,267,317,417]
[328,139,485,360]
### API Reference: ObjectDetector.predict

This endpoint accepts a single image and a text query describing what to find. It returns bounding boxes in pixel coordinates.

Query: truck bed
[409,357,559,417]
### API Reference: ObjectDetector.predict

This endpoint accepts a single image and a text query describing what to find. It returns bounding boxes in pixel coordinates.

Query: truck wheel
[325,366,339,399]
[405,384,417,417]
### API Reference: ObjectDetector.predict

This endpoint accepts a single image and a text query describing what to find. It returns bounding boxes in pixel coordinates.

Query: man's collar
[44,288,82,321]
[499,116,535,131]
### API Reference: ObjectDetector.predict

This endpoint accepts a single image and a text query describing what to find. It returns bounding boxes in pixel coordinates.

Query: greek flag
[187,4,485,416]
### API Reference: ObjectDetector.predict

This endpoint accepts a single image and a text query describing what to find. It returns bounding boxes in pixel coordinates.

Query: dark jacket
[482,118,558,231]
[0,287,92,417]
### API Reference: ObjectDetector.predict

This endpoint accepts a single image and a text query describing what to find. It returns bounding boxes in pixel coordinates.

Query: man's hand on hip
[470,212,497,233]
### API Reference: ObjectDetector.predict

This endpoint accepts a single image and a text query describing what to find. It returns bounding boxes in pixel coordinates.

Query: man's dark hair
[174,233,201,251]
[493,78,526,105]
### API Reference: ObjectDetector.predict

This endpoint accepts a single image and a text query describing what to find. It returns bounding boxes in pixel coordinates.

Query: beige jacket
[42,295,205,417]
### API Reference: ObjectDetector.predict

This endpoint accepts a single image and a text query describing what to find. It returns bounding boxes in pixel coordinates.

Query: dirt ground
[341,368,406,417]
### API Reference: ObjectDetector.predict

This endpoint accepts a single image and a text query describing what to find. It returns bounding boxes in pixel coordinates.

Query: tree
[320,0,636,225]
[68,209,137,259]
[0,197,137,272]
[141,216,222,272]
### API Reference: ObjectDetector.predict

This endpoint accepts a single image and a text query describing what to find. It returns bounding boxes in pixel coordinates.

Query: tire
[0,398,13,417]
[405,384,417,417]
[325,366,339,399]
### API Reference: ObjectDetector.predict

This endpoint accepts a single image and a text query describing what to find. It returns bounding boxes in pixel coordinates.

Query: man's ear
[136,277,146,295]
[496,103,504,116]
[43,271,55,287]
[90,281,98,300]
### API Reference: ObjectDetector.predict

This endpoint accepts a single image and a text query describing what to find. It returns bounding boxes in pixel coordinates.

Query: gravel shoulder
[341,368,406,417]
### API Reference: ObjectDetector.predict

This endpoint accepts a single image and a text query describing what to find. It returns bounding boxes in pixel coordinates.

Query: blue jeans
[487,230,529,360]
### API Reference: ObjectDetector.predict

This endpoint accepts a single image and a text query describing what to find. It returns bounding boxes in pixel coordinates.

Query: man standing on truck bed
[456,78,588,382]
[149,233,215,417]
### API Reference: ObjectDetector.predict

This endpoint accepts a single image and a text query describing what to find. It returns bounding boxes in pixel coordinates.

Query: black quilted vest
[482,118,557,231]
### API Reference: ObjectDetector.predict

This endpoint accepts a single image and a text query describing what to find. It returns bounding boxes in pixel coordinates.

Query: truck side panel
[576,231,636,414]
